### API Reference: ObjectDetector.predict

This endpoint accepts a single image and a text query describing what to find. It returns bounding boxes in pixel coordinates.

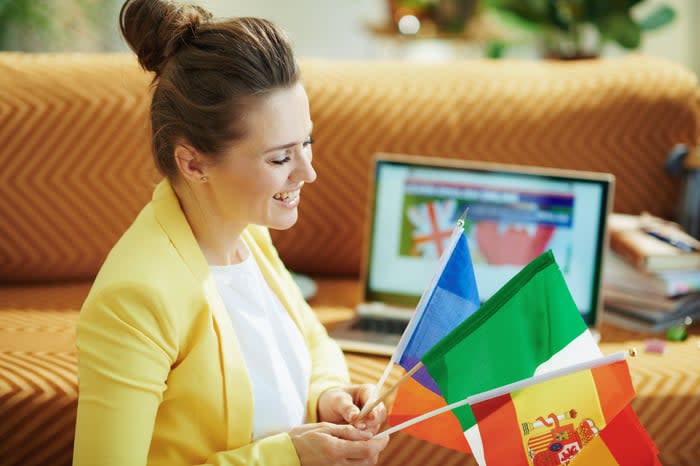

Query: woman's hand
[289,422,389,466]
[317,384,388,435]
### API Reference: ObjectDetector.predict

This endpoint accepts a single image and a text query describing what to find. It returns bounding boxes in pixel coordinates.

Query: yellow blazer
[73,180,349,466]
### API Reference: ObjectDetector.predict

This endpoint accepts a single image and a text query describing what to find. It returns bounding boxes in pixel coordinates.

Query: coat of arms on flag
[522,409,600,464]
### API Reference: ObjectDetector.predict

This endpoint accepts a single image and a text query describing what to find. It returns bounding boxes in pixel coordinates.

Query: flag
[396,229,480,392]
[569,405,660,466]
[469,356,636,465]
[385,220,480,452]
[388,376,472,452]
[420,250,602,455]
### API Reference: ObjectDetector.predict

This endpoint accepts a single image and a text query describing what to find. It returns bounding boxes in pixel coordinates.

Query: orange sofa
[1,53,699,466]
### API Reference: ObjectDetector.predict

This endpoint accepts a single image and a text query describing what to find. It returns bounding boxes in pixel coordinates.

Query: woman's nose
[292,148,316,184]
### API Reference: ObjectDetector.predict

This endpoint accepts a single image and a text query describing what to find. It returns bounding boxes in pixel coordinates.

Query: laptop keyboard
[351,316,409,335]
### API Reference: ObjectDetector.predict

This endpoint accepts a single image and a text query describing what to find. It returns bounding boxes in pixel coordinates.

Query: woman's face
[204,82,316,231]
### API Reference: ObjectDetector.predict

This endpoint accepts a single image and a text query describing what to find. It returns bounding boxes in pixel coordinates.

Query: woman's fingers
[290,422,390,466]
[355,384,374,405]
[363,402,387,434]
[327,423,373,441]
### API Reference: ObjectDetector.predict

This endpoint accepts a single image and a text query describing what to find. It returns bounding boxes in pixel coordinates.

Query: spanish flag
[569,404,660,466]
[467,355,648,465]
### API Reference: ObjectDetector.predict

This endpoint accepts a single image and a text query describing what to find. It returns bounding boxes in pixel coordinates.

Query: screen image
[366,159,611,325]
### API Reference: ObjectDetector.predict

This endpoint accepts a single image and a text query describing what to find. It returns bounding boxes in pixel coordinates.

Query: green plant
[0,0,51,48]
[483,0,676,59]
[390,0,480,34]
[0,0,109,51]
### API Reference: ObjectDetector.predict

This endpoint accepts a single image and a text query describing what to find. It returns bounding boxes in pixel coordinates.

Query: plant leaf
[482,0,550,24]
[484,40,508,58]
[597,12,640,49]
[638,4,676,31]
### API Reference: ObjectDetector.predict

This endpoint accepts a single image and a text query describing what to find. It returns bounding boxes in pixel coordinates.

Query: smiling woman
[71,1,389,465]
[174,82,317,264]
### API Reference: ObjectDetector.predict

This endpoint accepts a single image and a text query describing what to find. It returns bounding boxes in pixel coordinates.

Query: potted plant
[0,0,110,51]
[482,0,676,59]
[387,0,480,35]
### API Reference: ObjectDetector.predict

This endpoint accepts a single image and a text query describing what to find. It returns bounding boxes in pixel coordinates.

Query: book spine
[609,231,647,270]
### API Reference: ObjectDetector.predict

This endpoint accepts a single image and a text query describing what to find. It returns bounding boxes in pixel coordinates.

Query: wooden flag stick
[376,392,470,438]
[355,362,423,423]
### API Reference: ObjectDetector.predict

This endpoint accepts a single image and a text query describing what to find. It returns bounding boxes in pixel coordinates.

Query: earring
[200,176,208,182]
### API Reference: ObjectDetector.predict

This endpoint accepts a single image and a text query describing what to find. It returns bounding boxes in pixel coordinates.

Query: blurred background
[1,0,698,76]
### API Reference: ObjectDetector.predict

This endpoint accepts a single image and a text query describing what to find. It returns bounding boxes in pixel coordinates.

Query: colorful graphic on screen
[400,178,575,270]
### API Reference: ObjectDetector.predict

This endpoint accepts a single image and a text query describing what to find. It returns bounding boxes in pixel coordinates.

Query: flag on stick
[468,354,634,465]
[372,215,480,451]
[418,250,602,454]
[382,353,658,466]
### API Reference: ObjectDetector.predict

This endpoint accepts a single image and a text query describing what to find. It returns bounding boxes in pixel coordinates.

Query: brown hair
[119,0,299,178]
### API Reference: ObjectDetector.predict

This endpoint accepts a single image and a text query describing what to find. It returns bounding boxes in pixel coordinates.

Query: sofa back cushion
[1,53,697,282]
[274,57,699,276]
[0,54,158,283]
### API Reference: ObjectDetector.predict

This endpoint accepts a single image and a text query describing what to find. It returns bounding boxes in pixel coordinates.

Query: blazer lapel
[151,180,253,447]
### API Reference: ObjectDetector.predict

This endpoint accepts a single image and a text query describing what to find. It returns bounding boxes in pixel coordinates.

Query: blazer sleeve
[74,283,178,466]
[73,283,304,466]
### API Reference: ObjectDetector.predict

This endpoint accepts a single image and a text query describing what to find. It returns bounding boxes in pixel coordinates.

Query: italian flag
[421,251,602,461]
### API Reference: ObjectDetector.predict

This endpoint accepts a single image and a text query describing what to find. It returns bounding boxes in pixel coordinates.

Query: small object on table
[628,347,638,357]
[644,339,666,354]
[666,322,690,342]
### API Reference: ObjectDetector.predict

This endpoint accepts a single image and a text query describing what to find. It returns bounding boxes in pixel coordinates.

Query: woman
[73,1,389,464]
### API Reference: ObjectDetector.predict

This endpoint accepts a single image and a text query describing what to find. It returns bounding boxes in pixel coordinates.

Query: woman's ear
[174,143,209,183]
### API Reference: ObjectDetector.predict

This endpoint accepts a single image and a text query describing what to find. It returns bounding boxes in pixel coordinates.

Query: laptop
[330,153,615,356]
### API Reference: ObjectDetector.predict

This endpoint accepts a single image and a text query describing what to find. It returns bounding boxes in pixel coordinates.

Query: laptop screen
[363,154,614,326]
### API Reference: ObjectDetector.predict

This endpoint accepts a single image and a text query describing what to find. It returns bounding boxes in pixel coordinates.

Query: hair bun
[119,0,212,75]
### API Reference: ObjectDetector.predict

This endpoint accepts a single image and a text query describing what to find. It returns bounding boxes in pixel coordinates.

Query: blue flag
[395,225,480,393]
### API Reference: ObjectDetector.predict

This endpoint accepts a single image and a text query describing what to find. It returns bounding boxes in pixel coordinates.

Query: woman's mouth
[273,188,301,206]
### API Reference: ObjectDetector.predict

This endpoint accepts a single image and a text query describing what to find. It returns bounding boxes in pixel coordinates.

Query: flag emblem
[523,410,600,466]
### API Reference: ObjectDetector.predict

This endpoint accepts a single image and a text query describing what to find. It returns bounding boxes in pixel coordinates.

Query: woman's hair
[119,0,299,178]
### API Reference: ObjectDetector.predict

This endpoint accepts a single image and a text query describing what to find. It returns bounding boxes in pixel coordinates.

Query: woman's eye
[303,136,314,147]
[271,156,291,165]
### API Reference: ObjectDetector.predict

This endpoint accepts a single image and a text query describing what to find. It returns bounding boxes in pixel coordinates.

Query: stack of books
[602,213,700,333]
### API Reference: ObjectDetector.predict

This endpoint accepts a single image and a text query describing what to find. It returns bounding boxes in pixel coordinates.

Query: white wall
[197,0,699,76]
[202,0,386,59]
[634,0,698,74]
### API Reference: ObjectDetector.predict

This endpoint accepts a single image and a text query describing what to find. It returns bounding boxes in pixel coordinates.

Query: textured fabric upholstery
[275,56,699,276]
[1,54,698,282]
[1,53,699,466]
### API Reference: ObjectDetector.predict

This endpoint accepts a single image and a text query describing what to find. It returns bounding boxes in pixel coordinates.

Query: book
[602,307,696,333]
[604,251,700,297]
[602,284,700,333]
[602,286,700,315]
[608,213,700,272]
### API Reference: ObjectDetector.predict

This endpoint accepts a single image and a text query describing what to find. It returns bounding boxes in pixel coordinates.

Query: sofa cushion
[0,54,159,284]
[275,56,699,276]
[0,308,79,466]
[1,54,698,280]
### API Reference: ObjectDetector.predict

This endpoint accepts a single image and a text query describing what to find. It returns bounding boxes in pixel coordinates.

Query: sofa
[1,52,699,466]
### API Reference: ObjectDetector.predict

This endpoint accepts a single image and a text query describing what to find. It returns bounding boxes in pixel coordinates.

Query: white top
[210,253,311,441]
